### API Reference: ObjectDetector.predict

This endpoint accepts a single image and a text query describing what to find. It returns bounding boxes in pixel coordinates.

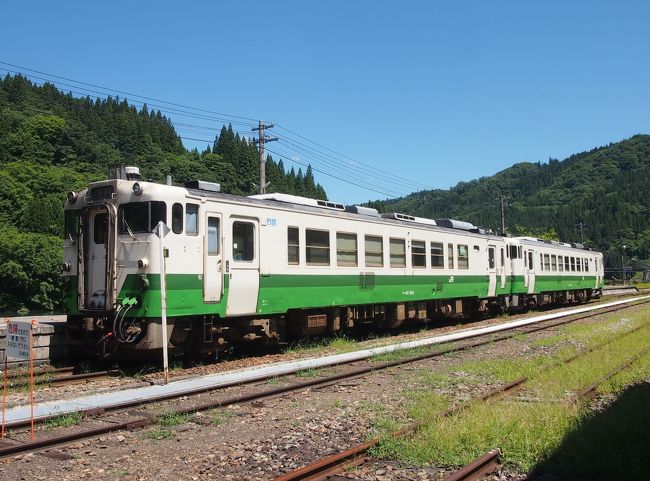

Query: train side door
[527,250,536,294]
[487,245,497,297]
[226,217,260,316]
[203,213,223,302]
[84,209,108,309]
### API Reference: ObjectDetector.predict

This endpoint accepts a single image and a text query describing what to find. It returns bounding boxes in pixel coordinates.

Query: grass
[370,305,650,476]
[210,410,235,426]
[142,428,174,440]
[372,346,431,362]
[157,410,191,427]
[45,411,83,429]
[295,367,335,378]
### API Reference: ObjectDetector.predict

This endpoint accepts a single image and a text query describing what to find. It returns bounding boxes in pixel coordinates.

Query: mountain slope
[370,135,650,265]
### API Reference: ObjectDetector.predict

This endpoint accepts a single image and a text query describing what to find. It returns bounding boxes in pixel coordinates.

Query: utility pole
[576,222,588,244]
[252,121,278,194]
[499,195,510,235]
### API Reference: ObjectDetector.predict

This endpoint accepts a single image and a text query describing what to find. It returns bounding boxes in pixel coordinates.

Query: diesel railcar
[62,167,604,360]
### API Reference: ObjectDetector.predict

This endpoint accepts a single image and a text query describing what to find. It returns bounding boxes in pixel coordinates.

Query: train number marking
[266,218,277,226]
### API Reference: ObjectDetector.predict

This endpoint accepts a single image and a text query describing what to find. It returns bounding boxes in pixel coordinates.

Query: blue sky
[2,1,649,203]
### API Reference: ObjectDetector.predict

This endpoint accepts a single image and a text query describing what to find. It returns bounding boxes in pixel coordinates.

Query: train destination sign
[5,321,32,360]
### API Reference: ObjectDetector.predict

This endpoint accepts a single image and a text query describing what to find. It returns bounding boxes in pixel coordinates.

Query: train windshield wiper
[123,219,137,240]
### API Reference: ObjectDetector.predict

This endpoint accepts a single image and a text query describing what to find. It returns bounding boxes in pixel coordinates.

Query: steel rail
[445,448,501,481]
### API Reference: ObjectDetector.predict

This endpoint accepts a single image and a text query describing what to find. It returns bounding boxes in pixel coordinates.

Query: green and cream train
[62,167,604,359]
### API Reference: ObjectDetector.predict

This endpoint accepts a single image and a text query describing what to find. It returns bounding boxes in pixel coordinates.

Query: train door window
[448,244,455,269]
[518,246,522,258]
[564,256,570,271]
[570,257,576,271]
[551,255,557,271]
[207,217,220,255]
[524,250,527,267]
[509,245,517,259]
[288,227,299,265]
[558,256,564,272]
[430,242,444,269]
[306,229,330,266]
[458,245,469,269]
[500,248,505,267]
[172,203,183,234]
[389,238,406,268]
[488,247,495,269]
[365,235,384,267]
[94,213,107,244]
[186,204,199,236]
[543,254,550,271]
[412,240,426,268]
[336,232,358,267]
[232,221,255,262]
[528,251,533,270]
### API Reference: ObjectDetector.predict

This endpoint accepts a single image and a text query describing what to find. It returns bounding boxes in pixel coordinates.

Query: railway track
[0,298,647,463]
[4,366,119,388]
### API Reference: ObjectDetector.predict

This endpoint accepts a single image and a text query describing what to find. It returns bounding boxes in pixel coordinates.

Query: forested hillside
[0,74,326,312]
[369,135,650,268]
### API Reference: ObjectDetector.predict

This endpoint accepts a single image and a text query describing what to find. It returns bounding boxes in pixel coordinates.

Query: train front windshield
[118,201,167,234]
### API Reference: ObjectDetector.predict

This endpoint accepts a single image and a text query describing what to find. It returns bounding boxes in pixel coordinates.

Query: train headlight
[67,191,77,204]
[137,258,148,269]
[132,182,143,196]
[61,261,72,272]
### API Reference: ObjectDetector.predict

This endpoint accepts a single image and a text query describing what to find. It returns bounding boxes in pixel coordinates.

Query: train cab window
[337,232,358,267]
[186,204,199,236]
[544,254,550,271]
[65,210,81,238]
[412,240,426,268]
[431,242,444,269]
[458,245,469,269]
[232,221,255,262]
[389,238,406,268]
[564,256,570,271]
[93,213,107,244]
[448,244,455,269]
[306,229,330,266]
[207,217,220,255]
[365,235,384,267]
[570,257,576,271]
[288,227,299,265]
[119,201,167,234]
[551,255,557,271]
[558,256,564,272]
[172,203,183,234]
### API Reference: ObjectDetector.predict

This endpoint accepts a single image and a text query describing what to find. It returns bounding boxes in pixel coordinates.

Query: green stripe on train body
[63,273,599,319]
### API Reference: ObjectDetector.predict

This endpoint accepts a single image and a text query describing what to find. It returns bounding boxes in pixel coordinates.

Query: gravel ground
[0,301,646,481]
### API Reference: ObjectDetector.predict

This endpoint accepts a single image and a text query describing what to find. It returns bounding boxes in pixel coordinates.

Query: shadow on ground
[531,382,650,481]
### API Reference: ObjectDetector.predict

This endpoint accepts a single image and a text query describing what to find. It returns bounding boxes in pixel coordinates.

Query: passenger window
[337,232,358,267]
[544,254,550,271]
[288,227,299,265]
[564,256,570,271]
[172,203,183,234]
[207,217,220,255]
[528,251,533,270]
[518,246,522,258]
[232,221,255,261]
[577,258,582,272]
[524,250,527,268]
[365,235,384,267]
[186,204,199,236]
[551,255,557,271]
[584,258,589,272]
[570,257,576,271]
[558,256,564,272]
[306,229,330,266]
[458,244,469,269]
[430,242,444,269]
[94,213,107,244]
[412,240,426,268]
[448,244,455,269]
[540,254,544,271]
[389,238,406,268]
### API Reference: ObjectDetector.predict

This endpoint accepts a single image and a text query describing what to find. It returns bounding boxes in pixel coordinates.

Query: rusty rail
[446,448,501,481]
